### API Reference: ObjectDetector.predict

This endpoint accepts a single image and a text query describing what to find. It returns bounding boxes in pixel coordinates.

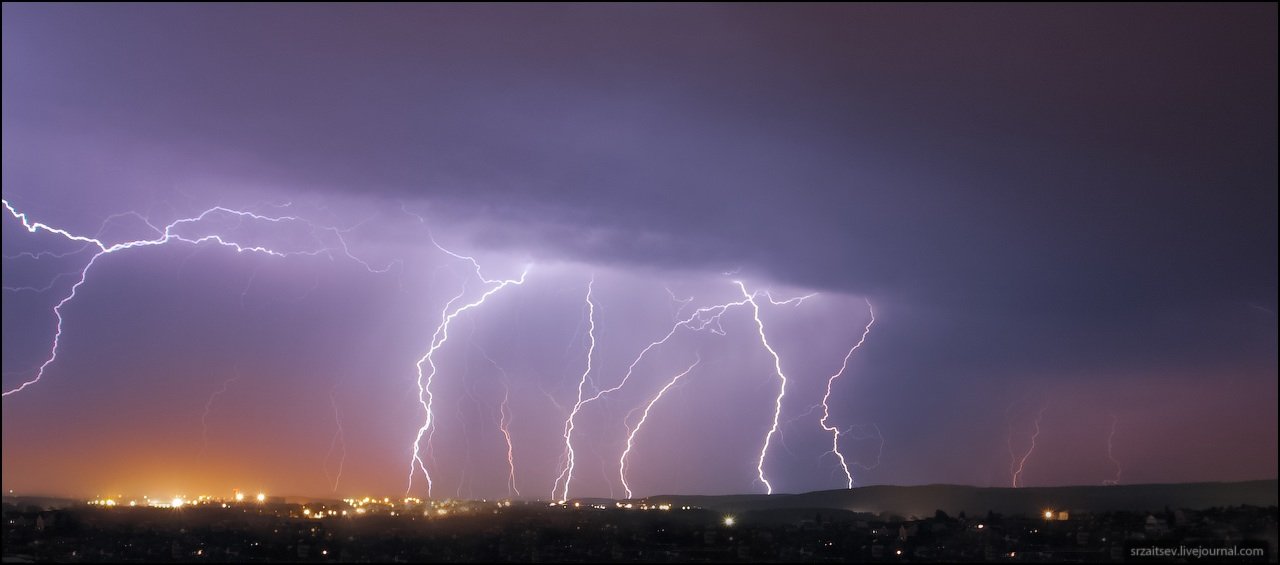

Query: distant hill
[642,480,1278,518]
[1,496,80,510]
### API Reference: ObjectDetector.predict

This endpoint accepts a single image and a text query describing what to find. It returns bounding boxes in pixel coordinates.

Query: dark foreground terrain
[3,482,1276,562]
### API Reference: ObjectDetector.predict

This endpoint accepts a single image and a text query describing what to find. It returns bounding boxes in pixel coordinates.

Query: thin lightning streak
[1011,405,1047,488]
[239,265,261,309]
[324,385,347,493]
[737,280,788,495]
[453,325,481,500]
[765,290,817,306]
[598,451,617,500]
[405,243,528,497]
[619,356,701,499]
[4,248,91,261]
[3,271,82,294]
[553,278,596,502]
[664,286,694,320]
[475,344,521,498]
[455,384,474,500]
[200,369,242,458]
[1103,414,1122,486]
[499,385,520,498]
[846,423,885,472]
[819,299,876,488]
[2,199,379,397]
[578,296,752,407]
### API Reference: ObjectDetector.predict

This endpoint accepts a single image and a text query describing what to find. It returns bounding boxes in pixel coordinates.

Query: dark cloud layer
[3,4,1275,497]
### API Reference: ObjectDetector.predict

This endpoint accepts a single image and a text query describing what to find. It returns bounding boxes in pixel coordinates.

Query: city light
[723,516,735,527]
[1044,510,1054,519]
[256,493,266,502]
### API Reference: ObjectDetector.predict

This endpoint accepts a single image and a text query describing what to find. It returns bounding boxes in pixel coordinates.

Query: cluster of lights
[545,500,695,512]
[89,491,269,509]
[87,490,741,521]
[301,507,342,519]
[339,496,486,518]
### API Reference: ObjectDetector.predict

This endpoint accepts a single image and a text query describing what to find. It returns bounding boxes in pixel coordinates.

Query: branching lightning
[405,240,528,497]
[816,298,876,488]
[1,199,384,397]
[664,286,694,320]
[552,278,597,502]
[550,286,760,500]
[737,280,789,495]
[5,197,895,500]
[618,356,701,499]
[845,423,885,472]
[498,384,519,498]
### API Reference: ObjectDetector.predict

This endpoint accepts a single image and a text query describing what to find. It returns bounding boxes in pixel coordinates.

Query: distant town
[3,489,1274,562]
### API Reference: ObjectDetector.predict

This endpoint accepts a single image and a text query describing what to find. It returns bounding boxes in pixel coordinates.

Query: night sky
[2,4,1276,500]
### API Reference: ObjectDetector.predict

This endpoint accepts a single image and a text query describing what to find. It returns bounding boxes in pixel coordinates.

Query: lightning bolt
[3,271,84,294]
[498,384,519,498]
[846,423,885,472]
[199,368,242,458]
[1010,405,1047,488]
[764,290,817,306]
[664,286,694,320]
[2,198,387,397]
[552,286,756,500]
[552,278,597,502]
[618,356,701,499]
[1103,413,1122,486]
[324,384,346,493]
[736,280,790,495]
[817,299,876,488]
[7,197,891,498]
[474,343,520,498]
[405,240,528,497]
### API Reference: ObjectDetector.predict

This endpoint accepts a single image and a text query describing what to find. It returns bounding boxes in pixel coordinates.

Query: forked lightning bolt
[553,289,755,500]
[2,199,384,397]
[498,384,519,498]
[618,356,701,498]
[6,197,889,498]
[405,240,528,497]
[737,280,791,495]
[818,299,875,488]
[552,278,597,502]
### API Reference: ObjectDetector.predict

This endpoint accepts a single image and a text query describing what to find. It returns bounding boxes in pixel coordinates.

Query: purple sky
[2,4,1276,500]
